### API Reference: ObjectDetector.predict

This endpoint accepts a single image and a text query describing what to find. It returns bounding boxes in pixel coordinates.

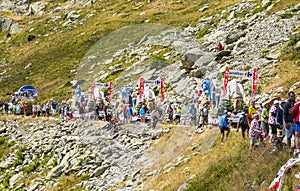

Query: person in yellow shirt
[248,100,257,119]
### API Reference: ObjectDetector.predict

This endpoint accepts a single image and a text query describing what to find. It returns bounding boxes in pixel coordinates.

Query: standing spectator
[248,100,257,119]
[122,104,127,123]
[249,113,262,155]
[261,101,270,138]
[218,111,231,144]
[201,102,210,128]
[105,104,113,122]
[175,105,182,124]
[269,100,279,143]
[23,102,28,116]
[126,104,133,123]
[51,99,57,117]
[139,104,146,123]
[167,103,174,124]
[37,103,41,117]
[189,104,197,127]
[237,111,249,139]
[32,103,37,118]
[132,92,137,109]
[292,95,300,155]
[276,100,286,143]
[45,102,50,118]
[283,91,296,154]
[151,107,160,128]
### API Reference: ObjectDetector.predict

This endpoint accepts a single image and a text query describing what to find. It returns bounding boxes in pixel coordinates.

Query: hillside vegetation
[0,0,299,101]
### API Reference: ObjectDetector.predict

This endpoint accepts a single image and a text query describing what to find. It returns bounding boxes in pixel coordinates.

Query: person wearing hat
[218,111,231,144]
[249,113,263,155]
[269,100,280,143]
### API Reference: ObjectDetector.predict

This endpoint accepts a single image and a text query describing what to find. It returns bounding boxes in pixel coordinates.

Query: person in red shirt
[292,95,300,154]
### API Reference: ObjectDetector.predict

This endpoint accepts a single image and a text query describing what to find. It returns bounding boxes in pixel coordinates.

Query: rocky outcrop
[0,0,30,16]
[0,119,171,190]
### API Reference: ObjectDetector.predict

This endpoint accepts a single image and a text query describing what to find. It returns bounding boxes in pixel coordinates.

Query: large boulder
[182,48,206,70]
[225,30,246,44]
[30,1,47,15]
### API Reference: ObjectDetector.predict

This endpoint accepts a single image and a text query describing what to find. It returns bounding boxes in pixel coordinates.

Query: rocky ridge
[0,118,176,190]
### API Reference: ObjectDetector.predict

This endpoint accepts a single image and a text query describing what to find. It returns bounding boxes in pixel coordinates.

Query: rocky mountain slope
[0,0,299,100]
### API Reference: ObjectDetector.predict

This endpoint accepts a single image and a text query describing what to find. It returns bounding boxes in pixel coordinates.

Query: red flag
[223,66,229,93]
[160,78,165,101]
[90,81,95,99]
[252,68,258,97]
[139,78,144,100]
[109,82,113,102]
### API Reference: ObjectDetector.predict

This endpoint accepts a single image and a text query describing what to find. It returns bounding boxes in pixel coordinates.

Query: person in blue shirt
[189,104,197,127]
[218,111,232,144]
[139,104,146,123]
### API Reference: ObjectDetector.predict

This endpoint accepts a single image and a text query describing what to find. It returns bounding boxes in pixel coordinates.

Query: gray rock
[92,165,109,177]
[177,183,189,191]
[30,2,46,15]
[0,17,13,31]
[262,0,271,7]
[215,50,231,60]
[9,172,23,188]
[182,48,206,69]
[46,165,65,180]
[9,23,22,34]
[225,30,246,44]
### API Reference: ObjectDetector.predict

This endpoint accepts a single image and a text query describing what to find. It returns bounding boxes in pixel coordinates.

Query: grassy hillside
[1,0,299,102]
[141,126,294,191]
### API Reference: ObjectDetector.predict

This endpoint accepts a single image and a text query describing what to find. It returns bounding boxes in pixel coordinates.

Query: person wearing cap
[248,100,257,119]
[218,111,231,144]
[292,95,300,155]
[269,100,280,143]
[249,113,263,155]
[283,91,296,154]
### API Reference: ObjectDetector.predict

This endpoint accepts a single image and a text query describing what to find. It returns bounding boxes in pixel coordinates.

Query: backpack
[239,113,248,125]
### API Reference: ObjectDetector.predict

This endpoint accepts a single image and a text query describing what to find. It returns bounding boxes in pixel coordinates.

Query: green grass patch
[281,33,300,62]
[0,137,15,160]
[196,25,211,39]
[49,173,90,191]
[13,146,27,168]
[280,13,295,19]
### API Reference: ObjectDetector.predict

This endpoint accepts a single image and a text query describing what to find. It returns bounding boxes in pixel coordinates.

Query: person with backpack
[237,111,249,139]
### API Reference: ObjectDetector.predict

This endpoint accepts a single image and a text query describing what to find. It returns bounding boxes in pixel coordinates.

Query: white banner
[228,70,253,79]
